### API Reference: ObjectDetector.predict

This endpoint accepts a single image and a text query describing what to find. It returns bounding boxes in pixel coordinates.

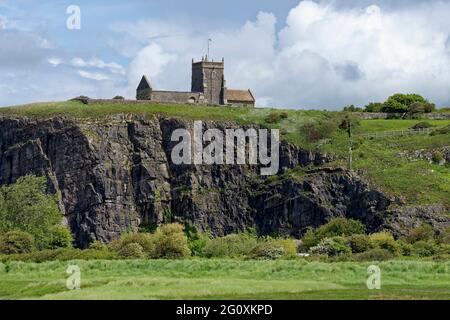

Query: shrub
[265,112,288,124]
[407,224,435,243]
[347,234,373,253]
[410,122,434,130]
[431,151,444,164]
[342,105,363,112]
[185,225,211,256]
[114,233,155,256]
[309,237,351,257]
[42,225,73,249]
[316,218,366,239]
[300,218,366,251]
[151,223,191,259]
[70,96,90,104]
[437,244,450,255]
[117,243,146,259]
[248,238,297,260]
[299,228,320,251]
[113,96,125,100]
[397,240,413,256]
[249,240,284,260]
[364,102,383,112]
[437,227,450,245]
[407,102,426,116]
[299,120,338,143]
[411,240,439,257]
[338,116,360,132]
[424,103,436,113]
[0,231,35,254]
[353,249,394,261]
[1,248,117,263]
[89,240,108,251]
[430,125,450,136]
[278,239,298,258]
[203,233,257,258]
[369,231,400,255]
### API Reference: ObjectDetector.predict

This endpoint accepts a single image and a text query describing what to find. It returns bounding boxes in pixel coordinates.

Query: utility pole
[348,117,353,171]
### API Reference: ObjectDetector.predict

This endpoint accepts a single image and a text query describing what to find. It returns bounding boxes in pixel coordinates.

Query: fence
[360,127,435,139]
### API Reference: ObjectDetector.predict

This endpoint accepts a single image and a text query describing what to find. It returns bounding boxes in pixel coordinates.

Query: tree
[0,175,67,249]
[343,105,363,112]
[381,93,429,113]
[407,102,436,117]
[364,102,383,112]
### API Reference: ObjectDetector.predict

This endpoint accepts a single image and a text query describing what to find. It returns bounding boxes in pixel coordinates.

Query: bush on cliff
[437,227,450,245]
[407,224,436,243]
[202,233,258,258]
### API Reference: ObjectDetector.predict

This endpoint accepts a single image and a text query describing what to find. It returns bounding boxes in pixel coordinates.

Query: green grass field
[0,259,449,300]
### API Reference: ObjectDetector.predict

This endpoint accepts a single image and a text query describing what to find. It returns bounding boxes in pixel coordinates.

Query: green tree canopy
[0,175,68,249]
[364,102,384,112]
[381,93,428,113]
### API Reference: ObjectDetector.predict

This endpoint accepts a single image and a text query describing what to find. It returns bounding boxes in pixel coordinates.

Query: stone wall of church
[151,91,206,105]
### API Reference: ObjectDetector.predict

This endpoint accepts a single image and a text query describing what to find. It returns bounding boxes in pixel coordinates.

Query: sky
[0,0,449,109]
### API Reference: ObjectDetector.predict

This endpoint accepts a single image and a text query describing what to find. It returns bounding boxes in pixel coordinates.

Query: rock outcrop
[0,114,448,247]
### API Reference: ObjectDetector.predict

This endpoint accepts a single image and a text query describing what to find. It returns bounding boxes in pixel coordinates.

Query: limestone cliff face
[0,114,448,247]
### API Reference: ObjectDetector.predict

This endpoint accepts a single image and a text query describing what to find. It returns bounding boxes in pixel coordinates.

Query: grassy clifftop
[1,100,449,208]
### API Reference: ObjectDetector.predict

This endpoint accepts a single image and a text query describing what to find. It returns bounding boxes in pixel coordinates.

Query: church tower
[191,56,225,105]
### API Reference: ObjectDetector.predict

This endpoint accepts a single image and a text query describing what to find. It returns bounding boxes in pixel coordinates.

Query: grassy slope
[0,259,449,300]
[0,101,449,207]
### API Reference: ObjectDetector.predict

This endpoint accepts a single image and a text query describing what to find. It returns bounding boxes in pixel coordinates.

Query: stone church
[136,56,255,107]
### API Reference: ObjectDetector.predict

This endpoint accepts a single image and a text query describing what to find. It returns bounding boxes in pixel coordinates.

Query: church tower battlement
[191,56,226,105]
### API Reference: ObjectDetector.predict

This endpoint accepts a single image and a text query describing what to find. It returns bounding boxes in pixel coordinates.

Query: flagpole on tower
[207,38,212,59]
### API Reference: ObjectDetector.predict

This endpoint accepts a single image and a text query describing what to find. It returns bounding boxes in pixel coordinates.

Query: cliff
[0,113,448,247]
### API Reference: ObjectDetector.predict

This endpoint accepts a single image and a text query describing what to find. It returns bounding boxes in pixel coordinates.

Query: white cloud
[71,57,126,75]
[126,43,178,95]
[77,70,110,81]
[123,0,450,108]
[47,57,62,67]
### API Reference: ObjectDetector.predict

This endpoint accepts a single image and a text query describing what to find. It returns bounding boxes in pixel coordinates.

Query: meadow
[0,259,449,300]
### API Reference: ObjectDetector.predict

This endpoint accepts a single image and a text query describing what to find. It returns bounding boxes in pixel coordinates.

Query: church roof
[227,89,255,102]
[137,75,151,91]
